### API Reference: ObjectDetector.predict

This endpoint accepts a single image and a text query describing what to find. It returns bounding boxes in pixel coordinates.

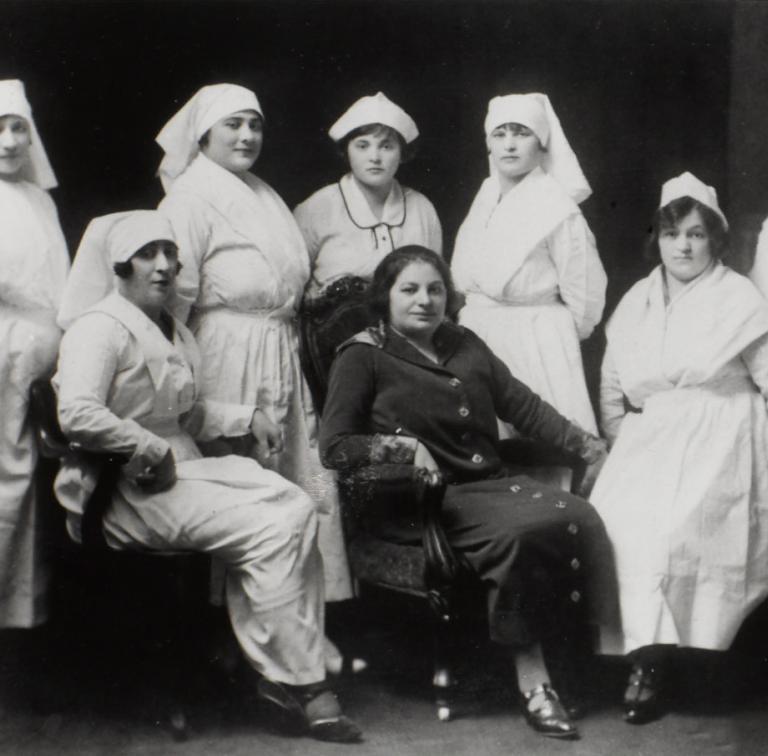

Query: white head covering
[328,92,419,144]
[659,171,728,229]
[483,93,591,204]
[0,79,57,189]
[57,210,176,328]
[155,84,263,191]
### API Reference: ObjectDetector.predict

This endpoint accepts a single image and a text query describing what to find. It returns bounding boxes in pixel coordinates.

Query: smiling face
[119,240,179,316]
[346,124,402,194]
[486,122,542,190]
[388,260,447,344]
[201,109,263,176]
[0,114,31,179]
[658,208,714,286]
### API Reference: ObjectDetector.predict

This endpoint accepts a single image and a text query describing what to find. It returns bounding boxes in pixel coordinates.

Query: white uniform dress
[54,291,324,685]
[591,263,768,654]
[0,178,69,627]
[294,173,443,299]
[452,166,605,436]
[159,153,352,600]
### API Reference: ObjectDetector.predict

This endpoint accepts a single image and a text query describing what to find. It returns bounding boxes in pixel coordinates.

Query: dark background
[3,0,745,316]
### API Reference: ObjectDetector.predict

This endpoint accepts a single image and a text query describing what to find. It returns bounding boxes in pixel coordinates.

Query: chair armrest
[29,378,70,459]
[340,464,469,597]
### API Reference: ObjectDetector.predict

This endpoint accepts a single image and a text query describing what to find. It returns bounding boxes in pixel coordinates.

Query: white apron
[592,264,768,654]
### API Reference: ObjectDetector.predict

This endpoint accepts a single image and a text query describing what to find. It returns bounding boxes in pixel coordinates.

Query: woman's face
[388,261,447,342]
[658,208,714,285]
[201,109,263,176]
[0,114,31,178]
[347,127,402,193]
[120,241,180,314]
[487,122,542,186]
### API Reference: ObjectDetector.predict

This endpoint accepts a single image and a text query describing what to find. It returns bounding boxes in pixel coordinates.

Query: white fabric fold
[0,79,57,190]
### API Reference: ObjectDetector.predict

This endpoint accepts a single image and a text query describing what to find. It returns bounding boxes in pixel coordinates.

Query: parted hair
[336,123,416,165]
[645,196,730,264]
[369,245,460,322]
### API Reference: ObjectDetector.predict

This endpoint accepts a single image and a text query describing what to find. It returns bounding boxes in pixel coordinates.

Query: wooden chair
[300,279,585,720]
[28,378,208,740]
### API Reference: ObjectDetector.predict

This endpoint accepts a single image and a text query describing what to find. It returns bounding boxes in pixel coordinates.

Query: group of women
[3,74,768,743]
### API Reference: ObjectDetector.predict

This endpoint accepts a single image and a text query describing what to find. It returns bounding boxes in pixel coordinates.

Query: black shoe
[521,683,580,740]
[623,664,666,725]
[257,678,363,743]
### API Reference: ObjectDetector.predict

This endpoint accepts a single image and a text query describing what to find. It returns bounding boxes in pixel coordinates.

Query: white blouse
[294,173,442,298]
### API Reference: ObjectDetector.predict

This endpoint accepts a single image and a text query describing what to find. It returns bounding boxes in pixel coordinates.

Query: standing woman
[294,92,443,300]
[452,94,606,443]
[0,79,69,627]
[155,85,353,615]
[591,173,768,724]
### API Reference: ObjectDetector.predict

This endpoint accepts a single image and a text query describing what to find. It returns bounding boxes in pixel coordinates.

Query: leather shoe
[521,683,579,740]
[623,664,665,725]
[257,678,363,743]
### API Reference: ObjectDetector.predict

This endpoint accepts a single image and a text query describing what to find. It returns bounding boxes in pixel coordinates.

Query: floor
[2,560,768,756]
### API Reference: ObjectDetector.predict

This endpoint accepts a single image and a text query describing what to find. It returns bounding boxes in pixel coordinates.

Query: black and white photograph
[1,1,768,754]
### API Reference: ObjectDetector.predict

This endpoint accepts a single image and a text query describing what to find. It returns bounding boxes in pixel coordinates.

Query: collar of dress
[342,321,463,369]
[338,173,406,229]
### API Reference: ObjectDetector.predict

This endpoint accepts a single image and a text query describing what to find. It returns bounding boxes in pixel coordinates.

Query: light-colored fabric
[0,177,69,627]
[452,166,605,440]
[591,263,768,654]
[483,93,591,205]
[328,92,418,143]
[295,173,443,298]
[156,84,263,191]
[58,210,175,329]
[160,153,353,601]
[750,216,768,298]
[0,79,57,190]
[660,171,728,228]
[53,292,325,685]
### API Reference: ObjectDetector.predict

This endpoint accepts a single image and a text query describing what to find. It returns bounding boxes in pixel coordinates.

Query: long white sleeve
[55,316,171,476]
[549,214,606,340]
[599,342,626,446]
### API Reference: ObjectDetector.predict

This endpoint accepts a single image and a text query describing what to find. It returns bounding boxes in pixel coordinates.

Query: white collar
[339,173,406,229]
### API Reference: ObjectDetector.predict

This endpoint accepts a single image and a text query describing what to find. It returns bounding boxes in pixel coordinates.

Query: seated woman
[54,210,361,744]
[294,92,443,301]
[319,245,616,740]
[591,172,768,725]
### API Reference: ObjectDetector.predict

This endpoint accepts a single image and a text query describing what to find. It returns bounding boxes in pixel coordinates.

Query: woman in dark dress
[319,245,616,740]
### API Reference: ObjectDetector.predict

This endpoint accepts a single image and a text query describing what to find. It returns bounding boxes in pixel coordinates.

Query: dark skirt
[368,474,618,647]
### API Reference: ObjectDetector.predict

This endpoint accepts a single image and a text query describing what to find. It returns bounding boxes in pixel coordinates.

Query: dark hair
[112,242,183,278]
[336,123,416,164]
[645,196,729,263]
[369,245,460,323]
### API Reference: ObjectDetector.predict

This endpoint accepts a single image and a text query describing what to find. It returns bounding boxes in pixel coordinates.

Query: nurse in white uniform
[295,92,442,300]
[0,79,70,629]
[452,94,606,460]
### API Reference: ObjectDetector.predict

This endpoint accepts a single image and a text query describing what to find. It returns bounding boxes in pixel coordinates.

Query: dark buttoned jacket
[320,322,572,483]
